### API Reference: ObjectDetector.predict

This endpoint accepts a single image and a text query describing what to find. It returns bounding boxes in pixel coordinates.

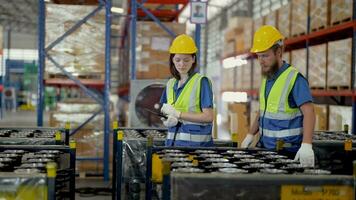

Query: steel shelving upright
[37,0,113,181]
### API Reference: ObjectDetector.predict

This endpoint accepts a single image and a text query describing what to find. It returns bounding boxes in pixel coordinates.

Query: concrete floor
[76,178,112,200]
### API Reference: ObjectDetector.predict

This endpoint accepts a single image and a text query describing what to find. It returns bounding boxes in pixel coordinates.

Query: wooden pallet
[327,85,351,91]
[291,32,306,38]
[311,25,326,32]
[310,87,326,91]
[332,17,352,26]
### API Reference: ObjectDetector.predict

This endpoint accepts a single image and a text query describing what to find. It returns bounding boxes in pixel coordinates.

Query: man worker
[241,25,316,167]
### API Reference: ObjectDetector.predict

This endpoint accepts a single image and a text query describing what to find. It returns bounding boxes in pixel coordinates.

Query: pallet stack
[309,0,328,32]
[308,44,327,88]
[330,0,353,25]
[46,4,105,80]
[277,4,291,38]
[136,21,185,79]
[291,0,308,37]
[327,38,352,89]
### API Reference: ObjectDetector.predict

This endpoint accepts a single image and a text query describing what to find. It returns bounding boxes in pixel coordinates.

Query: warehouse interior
[0,0,355,199]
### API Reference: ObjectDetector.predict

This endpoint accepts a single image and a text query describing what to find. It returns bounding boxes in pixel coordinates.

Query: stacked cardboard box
[283,51,291,64]
[46,4,105,77]
[310,0,328,31]
[49,98,114,174]
[240,61,252,90]
[291,0,308,36]
[228,103,249,146]
[291,48,307,77]
[327,38,352,88]
[330,0,353,25]
[308,44,327,88]
[136,21,186,79]
[329,105,352,134]
[277,4,291,38]
[314,104,328,131]
[223,17,253,57]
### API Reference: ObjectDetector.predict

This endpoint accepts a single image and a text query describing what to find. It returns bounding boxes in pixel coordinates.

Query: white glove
[241,134,254,148]
[161,116,178,128]
[294,143,315,167]
[161,104,181,119]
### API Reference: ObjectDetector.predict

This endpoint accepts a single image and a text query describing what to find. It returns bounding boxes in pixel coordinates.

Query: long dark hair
[169,53,197,80]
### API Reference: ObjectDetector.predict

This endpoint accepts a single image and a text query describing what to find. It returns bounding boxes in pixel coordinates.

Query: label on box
[137,64,149,72]
[281,185,353,200]
[141,52,149,59]
[151,37,171,51]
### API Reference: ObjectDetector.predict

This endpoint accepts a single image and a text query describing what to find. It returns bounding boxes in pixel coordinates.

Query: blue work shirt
[160,74,214,109]
[265,62,313,108]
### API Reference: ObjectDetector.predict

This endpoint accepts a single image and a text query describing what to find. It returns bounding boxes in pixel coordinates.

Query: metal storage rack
[37,0,112,180]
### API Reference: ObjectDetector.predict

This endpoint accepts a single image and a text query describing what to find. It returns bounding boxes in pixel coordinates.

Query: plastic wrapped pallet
[252,59,262,90]
[46,4,105,76]
[330,0,353,25]
[329,105,352,134]
[291,48,307,77]
[327,38,352,88]
[310,0,328,32]
[136,21,185,79]
[308,44,327,88]
[291,0,308,36]
[314,104,328,131]
[264,10,277,28]
[278,4,291,38]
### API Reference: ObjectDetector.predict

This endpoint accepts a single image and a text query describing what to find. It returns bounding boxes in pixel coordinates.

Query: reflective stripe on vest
[167,131,212,143]
[261,127,303,138]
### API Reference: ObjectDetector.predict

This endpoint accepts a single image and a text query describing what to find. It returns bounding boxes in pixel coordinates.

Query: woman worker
[160,34,214,147]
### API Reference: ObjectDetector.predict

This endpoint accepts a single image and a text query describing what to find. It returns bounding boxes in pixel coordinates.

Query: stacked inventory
[135,22,186,79]
[50,98,111,174]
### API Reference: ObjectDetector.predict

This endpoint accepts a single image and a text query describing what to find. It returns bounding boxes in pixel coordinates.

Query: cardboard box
[278,4,291,38]
[310,0,329,31]
[291,48,307,77]
[252,59,262,90]
[291,0,308,36]
[330,0,353,25]
[327,38,352,88]
[264,10,278,27]
[308,44,327,88]
[314,104,328,131]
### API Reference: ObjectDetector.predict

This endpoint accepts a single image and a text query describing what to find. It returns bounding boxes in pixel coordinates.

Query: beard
[262,60,279,79]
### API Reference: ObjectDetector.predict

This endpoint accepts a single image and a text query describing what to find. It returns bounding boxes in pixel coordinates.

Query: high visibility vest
[165,73,213,147]
[259,66,303,152]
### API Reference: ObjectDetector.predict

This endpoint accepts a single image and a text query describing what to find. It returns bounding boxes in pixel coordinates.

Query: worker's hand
[161,116,178,128]
[294,143,315,167]
[161,104,181,119]
[241,134,254,148]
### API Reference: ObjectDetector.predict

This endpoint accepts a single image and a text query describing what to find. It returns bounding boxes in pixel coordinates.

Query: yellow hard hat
[169,34,198,54]
[250,25,284,53]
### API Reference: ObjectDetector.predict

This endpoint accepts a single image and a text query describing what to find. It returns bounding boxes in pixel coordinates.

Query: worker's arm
[180,108,214,123]
[249,114,260,135]
[300,102,315,144]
